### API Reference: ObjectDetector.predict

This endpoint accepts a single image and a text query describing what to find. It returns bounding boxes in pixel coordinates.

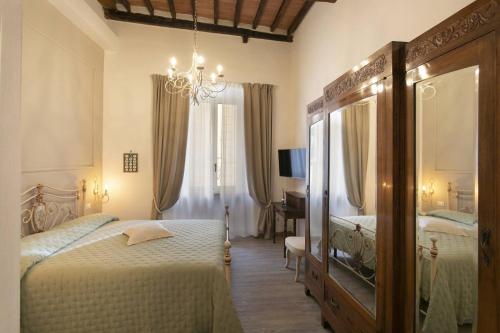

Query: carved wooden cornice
[406,0,497,63]
[324,55,387,102]
[307,98,324,114]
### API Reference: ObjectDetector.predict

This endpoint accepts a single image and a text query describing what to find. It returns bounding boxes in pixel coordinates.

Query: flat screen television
[278,148,306,179]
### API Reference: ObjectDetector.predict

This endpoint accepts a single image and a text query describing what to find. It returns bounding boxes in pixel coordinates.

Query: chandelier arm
[164,0,228,105]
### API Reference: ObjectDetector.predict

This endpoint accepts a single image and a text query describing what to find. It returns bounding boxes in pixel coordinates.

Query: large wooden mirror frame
[305,96,326,306]
[322,42,406,333]
[402,1,500,332]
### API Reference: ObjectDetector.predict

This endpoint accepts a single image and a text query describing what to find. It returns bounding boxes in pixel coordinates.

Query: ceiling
[97,0,336,43]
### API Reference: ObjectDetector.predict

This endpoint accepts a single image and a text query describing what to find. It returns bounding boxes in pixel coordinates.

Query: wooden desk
[271,192,305,257]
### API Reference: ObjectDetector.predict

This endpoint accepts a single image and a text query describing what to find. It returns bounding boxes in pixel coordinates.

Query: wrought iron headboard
[21,180,87,236]
[447,181,475,213]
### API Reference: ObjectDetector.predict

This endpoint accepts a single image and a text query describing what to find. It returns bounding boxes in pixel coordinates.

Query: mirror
[415,66,479,333]
[328,95,377,316]
[309,119,324,261]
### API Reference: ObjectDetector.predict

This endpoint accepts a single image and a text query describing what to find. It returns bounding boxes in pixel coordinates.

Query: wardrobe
[304,0,500,332]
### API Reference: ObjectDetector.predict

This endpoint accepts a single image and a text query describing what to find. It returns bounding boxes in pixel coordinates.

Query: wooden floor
[231,237,331,333]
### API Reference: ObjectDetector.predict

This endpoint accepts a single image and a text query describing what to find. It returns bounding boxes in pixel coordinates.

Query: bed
[20,182,243,333]
[327,184,478,333]
[417,215,477,333]
[329,215,376,284]
[328,214,477,332]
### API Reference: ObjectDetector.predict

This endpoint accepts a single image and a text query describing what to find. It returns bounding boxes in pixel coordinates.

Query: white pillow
[123,222,174,246]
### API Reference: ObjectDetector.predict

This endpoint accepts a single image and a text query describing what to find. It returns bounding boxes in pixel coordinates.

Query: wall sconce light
[93,179,110,203]
[421,181,435,201]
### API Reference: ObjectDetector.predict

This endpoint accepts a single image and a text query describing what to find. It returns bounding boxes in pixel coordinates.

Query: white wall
[102,22,300,220]
[102,0,477,225]
[0,0,22,331]
[291,0,476,160]
[22,0,104,222]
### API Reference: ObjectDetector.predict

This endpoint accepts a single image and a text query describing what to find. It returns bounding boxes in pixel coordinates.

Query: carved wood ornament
[307,98,324,114]
[324,54,387,102]
[406,0,497,63]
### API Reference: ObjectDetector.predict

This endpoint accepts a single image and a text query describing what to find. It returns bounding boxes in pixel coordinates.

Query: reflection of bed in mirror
[327,181,478,330]
[329,215,376,284]
[413,65,479,333]
[416,184,478,333]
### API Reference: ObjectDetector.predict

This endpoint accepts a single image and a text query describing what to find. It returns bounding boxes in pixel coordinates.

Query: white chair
[285,236,305,282]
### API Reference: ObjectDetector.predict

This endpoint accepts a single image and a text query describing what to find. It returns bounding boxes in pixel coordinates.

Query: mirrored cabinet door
[414,66,479,333]
[328,94,378,316]
[308,118,324,262]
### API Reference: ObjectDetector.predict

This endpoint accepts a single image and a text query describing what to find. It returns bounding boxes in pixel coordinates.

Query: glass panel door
[415,66,479,333]
[328,95,377,316]
[309,119,324,261]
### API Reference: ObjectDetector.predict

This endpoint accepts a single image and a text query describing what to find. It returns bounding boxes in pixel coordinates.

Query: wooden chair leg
[285,248,290,268]
[272,208,276,244]
[295,255,302,282]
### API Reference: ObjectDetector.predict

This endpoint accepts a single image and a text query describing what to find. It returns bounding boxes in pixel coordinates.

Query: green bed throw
[21,215,243,333]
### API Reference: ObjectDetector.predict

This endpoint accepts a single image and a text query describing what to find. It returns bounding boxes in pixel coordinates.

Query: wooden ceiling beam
[97,0,117,9]
[118,0,131,12]
[271,0,291,32]
[167,0,176,19]
[252,0,267,29]
[214,0,219,24]
[234,0,243,28]
[104,8,293,43]
[287,0,313,36]
[143,0,154,15]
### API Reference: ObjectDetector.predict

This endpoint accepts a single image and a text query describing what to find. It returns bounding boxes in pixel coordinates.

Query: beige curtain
[243,83,274,238]
[151,75,190,219]
[341,103,370,215]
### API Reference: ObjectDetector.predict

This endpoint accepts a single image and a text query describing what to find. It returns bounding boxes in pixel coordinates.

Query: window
[214,103,237,191]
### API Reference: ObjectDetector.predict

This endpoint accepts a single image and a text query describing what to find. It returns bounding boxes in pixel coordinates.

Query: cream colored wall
[289,0,474,235]
[102,22,298,220]
[102,0,476,226]
[22,0,104,215]
[291,0,476,181]
[0,0,22,331]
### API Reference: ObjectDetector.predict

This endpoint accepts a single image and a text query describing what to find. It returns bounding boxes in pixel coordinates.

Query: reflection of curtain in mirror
[309,121,324,241]
[330,112,357,217]
[341,103,370,215]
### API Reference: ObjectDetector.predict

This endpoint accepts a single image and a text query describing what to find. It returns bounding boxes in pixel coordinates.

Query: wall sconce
[93,179,110,203]
[421,181,435,201]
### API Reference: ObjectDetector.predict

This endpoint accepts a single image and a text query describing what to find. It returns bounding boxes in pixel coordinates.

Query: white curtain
[163,83,258,238]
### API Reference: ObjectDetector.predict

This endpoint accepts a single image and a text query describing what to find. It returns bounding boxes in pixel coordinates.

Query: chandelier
[165,0,226,104]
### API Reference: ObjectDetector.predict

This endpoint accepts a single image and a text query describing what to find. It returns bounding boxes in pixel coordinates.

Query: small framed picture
[123,152,138,173]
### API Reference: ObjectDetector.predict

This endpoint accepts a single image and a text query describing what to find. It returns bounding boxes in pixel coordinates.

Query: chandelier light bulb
[196,55,205,65]
[210,73,217,83]
[170,57,177,67]
[217,64,223,75]
[187,74,193,83]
